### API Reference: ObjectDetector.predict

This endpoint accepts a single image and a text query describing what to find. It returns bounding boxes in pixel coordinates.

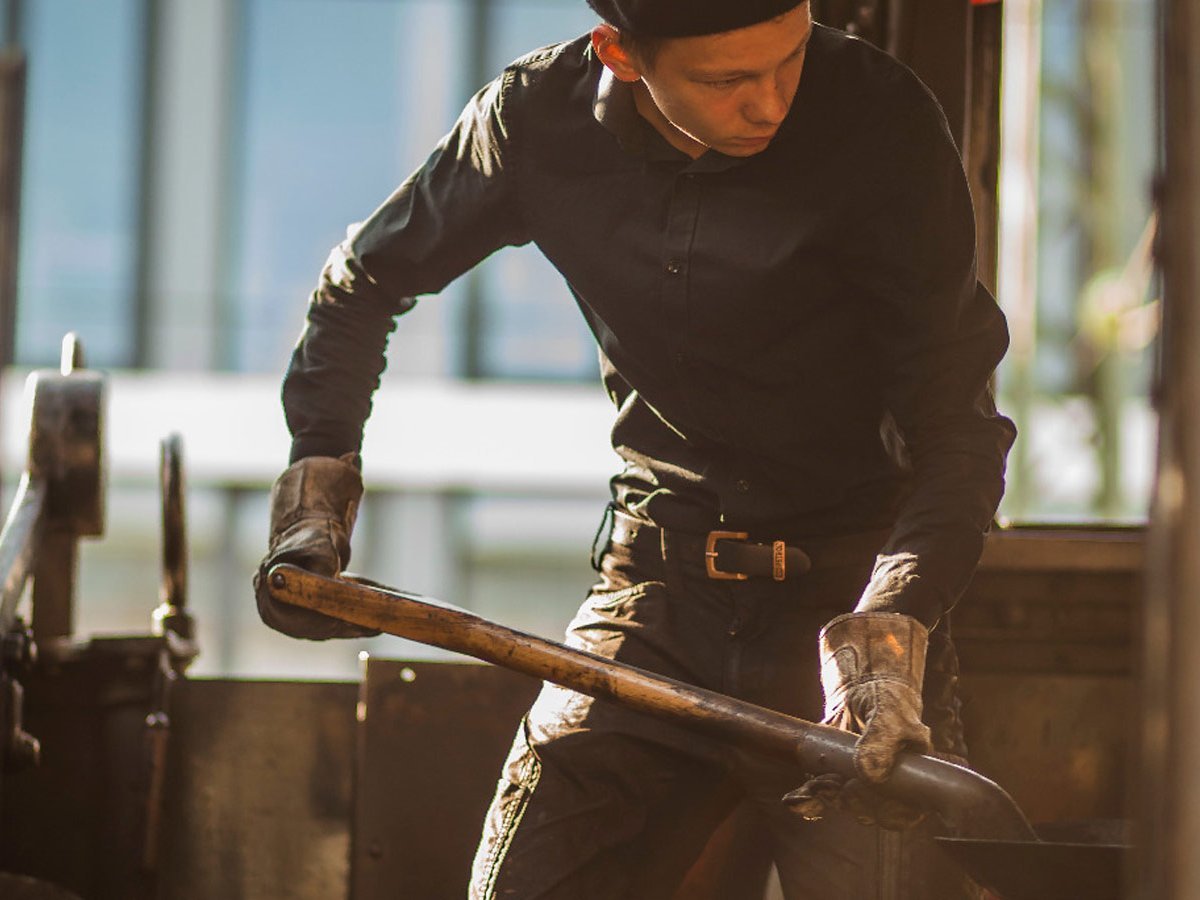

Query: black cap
[587,0,805,38]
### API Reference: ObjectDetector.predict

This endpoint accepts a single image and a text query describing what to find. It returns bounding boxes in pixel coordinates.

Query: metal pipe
[0,472,46,633]
[268,563,1038,844]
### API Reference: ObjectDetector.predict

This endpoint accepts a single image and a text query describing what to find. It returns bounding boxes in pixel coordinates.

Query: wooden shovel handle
[266,563,1037,843]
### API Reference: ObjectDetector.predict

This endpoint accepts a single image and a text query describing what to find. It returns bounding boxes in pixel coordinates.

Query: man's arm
[805,73,1015,798]
[849,80,1016,629]
[257,71,532,639]
[284,70,531,463]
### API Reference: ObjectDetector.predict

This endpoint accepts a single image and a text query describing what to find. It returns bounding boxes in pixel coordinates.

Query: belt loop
[590,503,615,572]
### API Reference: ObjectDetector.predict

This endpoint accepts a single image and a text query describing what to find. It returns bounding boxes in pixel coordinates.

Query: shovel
[266,564,1128,900]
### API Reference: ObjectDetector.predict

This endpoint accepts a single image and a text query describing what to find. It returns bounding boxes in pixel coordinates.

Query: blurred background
[0,0,1160,679]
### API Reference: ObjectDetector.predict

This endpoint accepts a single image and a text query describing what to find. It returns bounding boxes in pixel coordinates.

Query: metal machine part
[0,343,199,899]
[0,335,105,779]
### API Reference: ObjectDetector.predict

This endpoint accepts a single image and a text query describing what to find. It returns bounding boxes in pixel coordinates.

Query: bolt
[271,572,286,589]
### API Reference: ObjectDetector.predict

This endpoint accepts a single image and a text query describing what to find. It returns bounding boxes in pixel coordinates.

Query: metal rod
[0,472,46,633]
[159,433,186,611]
[268,563,1037,843]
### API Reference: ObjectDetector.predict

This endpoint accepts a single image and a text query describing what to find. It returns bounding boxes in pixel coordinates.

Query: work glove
[252,453,380,640]
[784,612,934,829]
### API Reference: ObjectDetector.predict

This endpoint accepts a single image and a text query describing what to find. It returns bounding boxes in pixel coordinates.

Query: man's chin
[719,135,775,156]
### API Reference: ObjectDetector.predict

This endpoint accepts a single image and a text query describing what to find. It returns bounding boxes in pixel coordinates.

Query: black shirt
[281,23,1017,625]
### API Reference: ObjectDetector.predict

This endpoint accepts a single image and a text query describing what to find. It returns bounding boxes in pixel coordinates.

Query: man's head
[590,1,813,158]
[587,0,807,40]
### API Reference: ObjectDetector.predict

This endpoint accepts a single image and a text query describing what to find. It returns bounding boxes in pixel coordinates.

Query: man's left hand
[784,611,933,828]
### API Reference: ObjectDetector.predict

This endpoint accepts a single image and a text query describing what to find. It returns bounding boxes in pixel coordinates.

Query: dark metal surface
[1,342,108,784]
[960,674,1134,828]
[353,659,776,900]
[936,837,1126,900]
[0,872,85,900]
[25,344,106,540]
[957,528,1142,677]
[953,529,1139,888]
[1,637,171,897]
[158,435,187,616]
[152,433,195,652]
[353,659,539,900]
[24,340,107,646]
[157,678,358,900]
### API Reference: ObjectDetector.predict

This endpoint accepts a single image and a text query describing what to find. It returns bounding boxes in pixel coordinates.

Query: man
[255,1,1016,897]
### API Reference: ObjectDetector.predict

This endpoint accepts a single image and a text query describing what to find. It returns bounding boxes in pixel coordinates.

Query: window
[17,0,145,367]
[227,0,471,376]
[995,0,1158,522]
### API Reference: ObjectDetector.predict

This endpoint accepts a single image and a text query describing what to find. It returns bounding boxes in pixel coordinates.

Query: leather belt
[609,510,890,582]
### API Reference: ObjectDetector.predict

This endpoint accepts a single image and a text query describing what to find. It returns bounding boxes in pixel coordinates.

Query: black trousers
[469,511,978,899]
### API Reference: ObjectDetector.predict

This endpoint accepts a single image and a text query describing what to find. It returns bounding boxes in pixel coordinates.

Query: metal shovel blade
[934,837,1127,900]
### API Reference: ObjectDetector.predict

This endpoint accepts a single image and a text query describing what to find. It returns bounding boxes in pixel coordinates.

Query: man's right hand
[253,453,380,640]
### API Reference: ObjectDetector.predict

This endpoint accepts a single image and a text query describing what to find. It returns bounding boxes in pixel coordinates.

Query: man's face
[632,5,813,158]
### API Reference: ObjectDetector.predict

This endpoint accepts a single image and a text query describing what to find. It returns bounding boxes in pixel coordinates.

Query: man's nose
[746,77,789,126]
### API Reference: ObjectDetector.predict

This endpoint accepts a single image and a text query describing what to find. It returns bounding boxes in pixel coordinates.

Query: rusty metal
[152,433,196,653]
[353,660,540,900]
[0,339,106,780]
[353,659,774,900]
[0,338,209,899]
[157,679,358,900]
[1,620,38,773]
[268,564,1037,844]
[158,435,188,613]
[27,334,105,539]
[139,433,197,894]
[25,335,106,646]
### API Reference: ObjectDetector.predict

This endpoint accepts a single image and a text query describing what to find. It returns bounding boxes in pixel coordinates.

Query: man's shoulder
[809,23,943,116]
[502,34,595,89]
[487,34,598,132]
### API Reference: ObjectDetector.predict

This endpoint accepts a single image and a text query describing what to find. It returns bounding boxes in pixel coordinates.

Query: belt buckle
[705,530,749,580]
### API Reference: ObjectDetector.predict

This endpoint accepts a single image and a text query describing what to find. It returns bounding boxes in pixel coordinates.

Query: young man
[256,1,1015,896]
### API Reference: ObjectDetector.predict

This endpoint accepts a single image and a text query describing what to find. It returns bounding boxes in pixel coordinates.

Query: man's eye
[707,78,739,89]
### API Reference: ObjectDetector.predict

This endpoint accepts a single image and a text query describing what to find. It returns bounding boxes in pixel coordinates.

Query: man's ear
[591,24,642,83]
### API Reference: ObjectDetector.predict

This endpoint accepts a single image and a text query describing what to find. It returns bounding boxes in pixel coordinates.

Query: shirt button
[665,260,682,275]
[735,479,751,494]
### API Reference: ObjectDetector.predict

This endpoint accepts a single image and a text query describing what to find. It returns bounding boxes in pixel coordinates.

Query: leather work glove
[252,453,380,640]
[784,612,934,829]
